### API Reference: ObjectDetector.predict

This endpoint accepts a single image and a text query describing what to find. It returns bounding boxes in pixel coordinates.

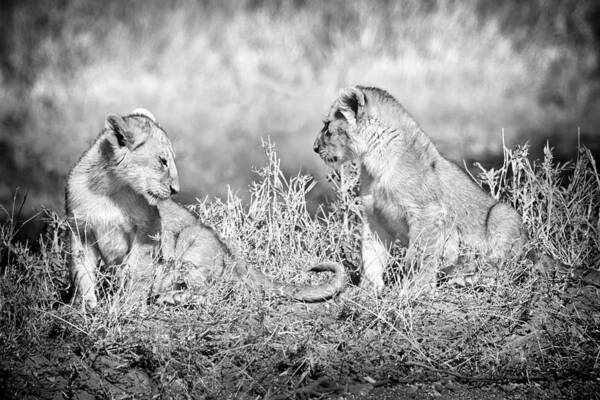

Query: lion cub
[313,86,524,293]
[66,109,344,309]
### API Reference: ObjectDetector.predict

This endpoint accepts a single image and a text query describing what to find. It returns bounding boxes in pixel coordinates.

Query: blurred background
[1,0,599,221]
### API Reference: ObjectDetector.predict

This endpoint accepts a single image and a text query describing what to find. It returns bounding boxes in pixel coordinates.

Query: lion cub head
[313,86,369,168]
[101,109,179,205]
[314,86,416,169]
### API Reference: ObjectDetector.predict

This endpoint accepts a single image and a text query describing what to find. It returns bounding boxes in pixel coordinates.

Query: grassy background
[1,0,599,214]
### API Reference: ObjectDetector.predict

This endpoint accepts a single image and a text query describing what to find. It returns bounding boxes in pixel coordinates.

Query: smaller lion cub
[66,109,346,309]
[313,86,525,293]
[65,109,179,309]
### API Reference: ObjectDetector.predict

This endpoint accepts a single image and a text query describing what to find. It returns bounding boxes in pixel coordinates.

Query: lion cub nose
[313,142,320,153]
[170,182,180,195]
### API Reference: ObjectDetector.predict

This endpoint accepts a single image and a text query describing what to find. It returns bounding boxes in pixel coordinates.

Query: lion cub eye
[159,156,168,167]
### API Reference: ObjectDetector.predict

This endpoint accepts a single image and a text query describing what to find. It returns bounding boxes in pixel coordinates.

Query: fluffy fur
[313,86,524,293]
[66,110,345,308]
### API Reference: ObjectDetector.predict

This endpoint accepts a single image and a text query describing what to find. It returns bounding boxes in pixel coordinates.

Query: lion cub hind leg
[406,206,460,292]
[151,260,211,306]
[174,224,227,287]
[438,255,480,288]
[151,225,228,306]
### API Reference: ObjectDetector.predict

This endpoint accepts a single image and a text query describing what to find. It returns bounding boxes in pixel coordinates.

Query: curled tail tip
[286,261,346,302]
[309,261,345,274]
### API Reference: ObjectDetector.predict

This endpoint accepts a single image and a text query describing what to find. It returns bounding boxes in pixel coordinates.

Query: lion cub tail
[235,261,346,302]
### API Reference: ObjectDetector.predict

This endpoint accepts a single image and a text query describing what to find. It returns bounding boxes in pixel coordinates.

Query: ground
[1,278,599,399]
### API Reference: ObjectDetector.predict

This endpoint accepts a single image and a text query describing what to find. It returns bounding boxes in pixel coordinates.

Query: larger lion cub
[313,86,524,293]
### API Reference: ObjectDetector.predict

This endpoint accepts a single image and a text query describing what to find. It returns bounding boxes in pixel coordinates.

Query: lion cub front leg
[124,234,160,303]
[360,221,391,295]
[160,230,177,262]
[69,230,100,309]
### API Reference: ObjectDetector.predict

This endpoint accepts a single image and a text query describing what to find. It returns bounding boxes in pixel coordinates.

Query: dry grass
[1,139,599,398]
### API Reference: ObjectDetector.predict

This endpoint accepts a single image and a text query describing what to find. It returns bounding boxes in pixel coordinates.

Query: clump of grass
[474,140,600,267]
[0,140,599,398]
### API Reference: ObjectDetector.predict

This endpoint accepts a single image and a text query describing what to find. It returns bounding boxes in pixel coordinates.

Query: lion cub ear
[338,86,366,124]
[131,108,156,122]
[105,114,147,149]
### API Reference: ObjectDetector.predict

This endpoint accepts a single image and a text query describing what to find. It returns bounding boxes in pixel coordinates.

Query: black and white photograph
[1,1,599,398]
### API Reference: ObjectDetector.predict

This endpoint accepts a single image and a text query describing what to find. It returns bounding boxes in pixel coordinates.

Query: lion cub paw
[72,292,98,311]
[359,278,385,297]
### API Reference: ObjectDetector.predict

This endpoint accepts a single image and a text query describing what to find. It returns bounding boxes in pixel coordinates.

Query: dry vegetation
[1,140,599,399]
[1,1,599,398]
